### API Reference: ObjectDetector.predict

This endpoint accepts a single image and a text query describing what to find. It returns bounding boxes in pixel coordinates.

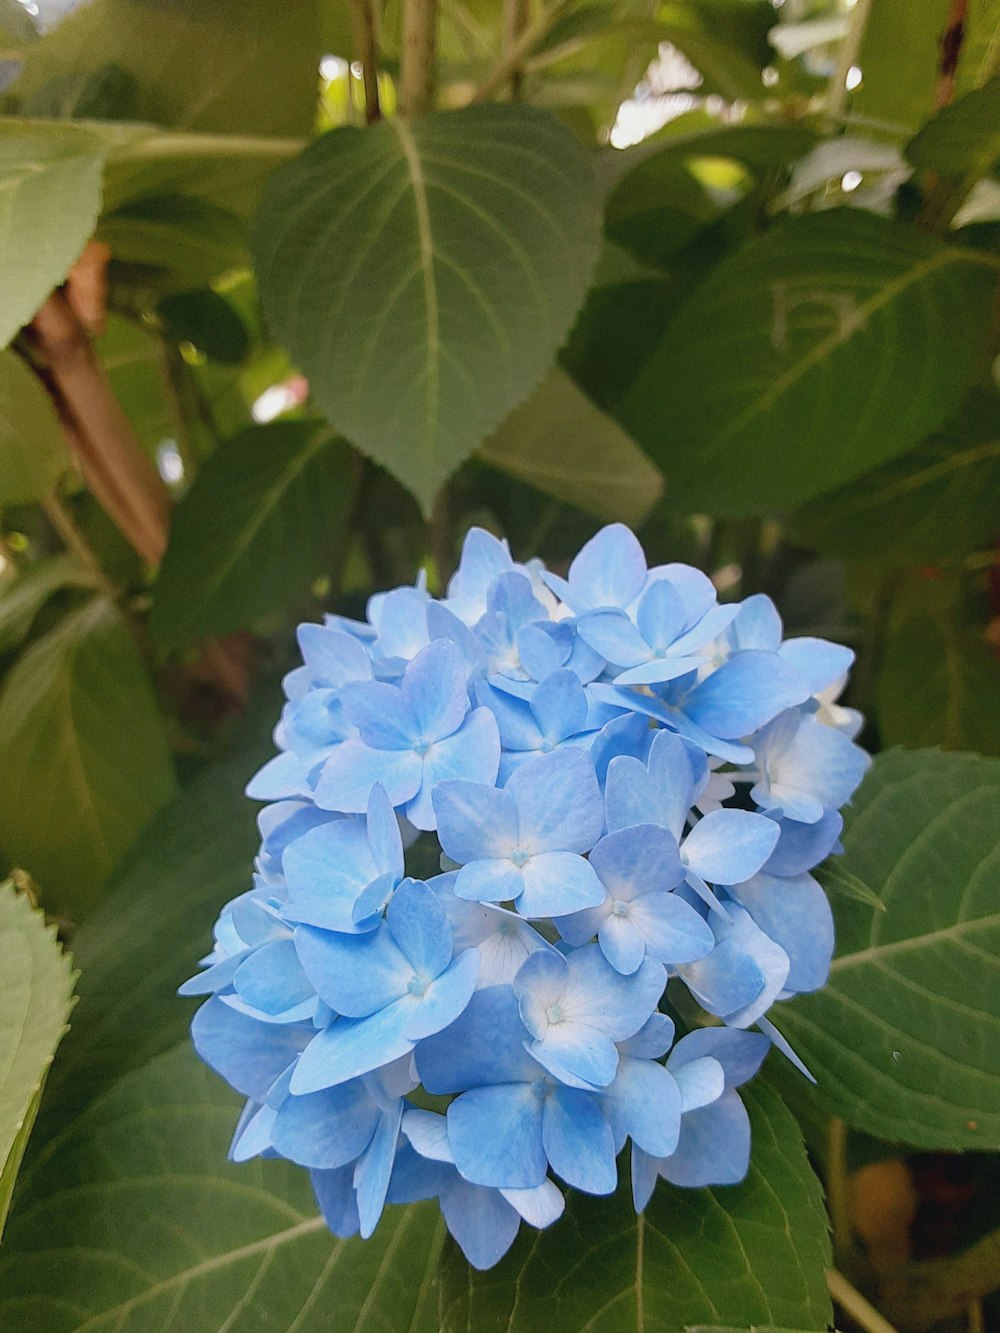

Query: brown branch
[935,0,968,110]
[400,0,437,116]
[29,288,171,566]
[350,0,382,123]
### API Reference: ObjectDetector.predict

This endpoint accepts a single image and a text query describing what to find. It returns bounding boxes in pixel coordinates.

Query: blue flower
[433,748,605,917]
[291,878,480,1091]
[315,639,501,830]
[189,521,869,1269]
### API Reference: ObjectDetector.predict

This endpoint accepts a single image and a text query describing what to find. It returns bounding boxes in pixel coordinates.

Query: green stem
[827,1269,900,1333]
[825,0,874,125]
[350,0,382,123]
[471,0,573,103]
[41,493,118,600]
[400,0,437,116]
[826,1116,853,1261]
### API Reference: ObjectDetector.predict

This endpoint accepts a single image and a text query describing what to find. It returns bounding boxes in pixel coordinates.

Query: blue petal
[577,610,650,668]
[728,593,781,652]
[354,1099,404,1237]
[283,818,377,932]
[561,523,647,612]
[659,1093,751,1187]
[298,623,373,685]
[341,679,417,749]
[780,636,855,694]
[387,878,453,980]
[603,1055,681,1156]
[500,1179,564,1228]
[684,650,809,738]
[191,997,309,1100]
[598,913,646,974]
[367,782,405,880]
[310,1165,360,1237]
[679,939,765,1020]
[507,748,603,854]
[681,809,780,885]
[271,1081,379,1168]
[590,824,685,898]
[628,892,714,966]
[516,852,605,918]
[406,707,501,831]
[291,1003,415,1092]
[245,750,312,801]
[447,1084,547,1188]
[314,739,423,813]
[416,985,539,1092]
[763,809,843,877]
[732,871,834,994]
[294,923,410,1016]
[405,949,480,1041]
[530,670,589,743]
[474,680,543,751]
[455,858,525,905]
[669,1027,771,1088]
[670,1055,725,1112]
[433,779,518,864]
[401,639,470,742]
[542,1086,617,1194]
[635,579,688,651]
[440,1179,521,1271]
[233,939,313,1016]
[617,1011,675,1059]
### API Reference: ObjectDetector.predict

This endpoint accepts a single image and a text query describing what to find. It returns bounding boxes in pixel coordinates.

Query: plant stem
[429,485,454,591]
[825,0,874,124]
[351,0,382,122]
[827,1269,900,1333]
[471,0,572,103]
[502,0,531,99]
[28,291,171,566]
[827,1116,853,1261]
[400,0,437,116]
[41,492,118,600]
[934,0,969,109]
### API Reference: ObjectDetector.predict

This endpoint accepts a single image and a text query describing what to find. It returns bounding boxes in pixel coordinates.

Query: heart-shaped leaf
[252,106,601,514]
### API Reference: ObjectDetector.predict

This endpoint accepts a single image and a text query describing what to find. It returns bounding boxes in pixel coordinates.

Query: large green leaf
[876,598,1000,756]
[852,0,953,131]
[622,210,998,517]
[252,105,602,514]
[31,742,269,1142]
[439,1081,831,1332]
[0,350,69,502]
[0,598,176,921]
[907,74,1000,182]
[0,556,92,655]
[11,0,321,137]
[774,749,1000,1149]
[0,1042,445,1332]
[0,882,74,1238]
[0,121,107,349]
[793,389,1000,563]
[478,369,664,525]
[151,422,351,649]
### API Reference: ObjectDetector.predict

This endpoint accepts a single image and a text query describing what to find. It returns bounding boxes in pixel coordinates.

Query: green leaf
[252,105,602,514]
[0,0,37,47]
[151,422,351,649]
[792,389,1000,563]
[622,210,998,517]
[0,121,107,349]
[907,74,1000,182]
[97,193,248,291]
[956,0,1000,96]
[876,596,1000,756]
[773,748,1000,1149]
[157,289,250,364]
[0,555,92,655]
[0,882,74,1239]
[30,745,266,1140]
[657,3,771,101]
[852,0,953,131]
[814,859,886,912]
[478,369,664,526]
[605,156,718,269]
[11,0,322,137]
[439,1080,832,1332]
[0,350,69,502]
[561,278,676,411]
[0,598,177,921]
[0,1042,446,1331]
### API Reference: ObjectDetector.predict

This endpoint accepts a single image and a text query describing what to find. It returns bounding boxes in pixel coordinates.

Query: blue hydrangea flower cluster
[183,524,869,1270]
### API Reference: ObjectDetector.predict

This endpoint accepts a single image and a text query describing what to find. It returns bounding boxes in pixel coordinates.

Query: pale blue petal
[590,824,685,898]
[291,1003,415,1093]
[671,1055,725,1112]
[433,780,518,864]
[553,898,609,948]
[387,878,453,980]
[628,892,714,965]
[402,639,470,742]
[441,1179,521,1271]
[603,1056,681,1156]
[507,748,603,853]
[516,852,605,918]
[407,708,501,831]
[728,594,781,653]
[283,818,377,932]
[405,949,479,1040]
[681,809,780,885]
[577,610,650,668]
[530,670,589,742]
[517,622,570,680]
[245,751,312,801]
[763,809,843,876]
[659,1093,751,1187]
[559,947,666,1043]
[271,1081,379,1168]
[617,1011,675,1058]
[341,680,417,749]
[314,738,422,813]
[500,1179,564,1228]
[233,939,313,1016]
[191,997,309,1100]
[298,623,374,685]
[597,914,646,974]
[474,680,543,751]
[780,636,855,694]
[455,858,525,905]
[684,650,809,738]
[416,985,539,1092]
[647,563,715,622]
[542,1087,617,1194]
[679,939,765,1020]
[631,1145,659,1212]
[668,602,740,656]
[613,656,706,686]
[732,871,834,993]
[528,1023,619,1089]
[367,782,405,880]
[567,524,648,612]
[294,923,411,1016]
[669,1027,771,1088]
[635,578,687,650]
[447,1084,547,1188]
[310,1165,361,1237]
[354,1099,404,1237]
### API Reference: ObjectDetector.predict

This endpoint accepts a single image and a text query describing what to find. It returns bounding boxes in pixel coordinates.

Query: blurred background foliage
[0,0,999,1329]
